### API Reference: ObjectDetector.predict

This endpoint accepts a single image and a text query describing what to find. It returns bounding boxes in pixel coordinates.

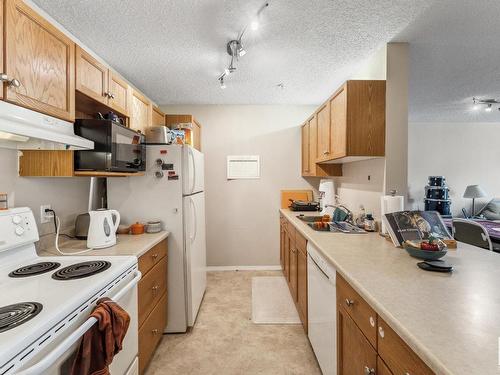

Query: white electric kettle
[87,209,121,249]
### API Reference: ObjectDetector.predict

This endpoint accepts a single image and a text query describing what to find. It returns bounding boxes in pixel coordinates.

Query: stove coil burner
[52,261,111,280]
[0,302,43,333]
[8,262,61,278]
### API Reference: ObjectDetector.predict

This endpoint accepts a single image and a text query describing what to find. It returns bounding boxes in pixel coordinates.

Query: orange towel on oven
[71,297,130,375]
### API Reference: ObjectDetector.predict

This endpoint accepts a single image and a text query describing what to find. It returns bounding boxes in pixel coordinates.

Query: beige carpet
[145,271,321,375]
[251,276,301,324]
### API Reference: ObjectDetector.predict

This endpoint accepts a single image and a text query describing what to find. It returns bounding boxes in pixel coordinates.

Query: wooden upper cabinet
[301,114,342,177]
[192,119,201,151]
[130,90,151,134]
[324,80,385,163]
[165,114,202,151]
[5,0,75,121]
[108,71,130,116]
[301,122,310,175]
[330,85,347,159]
[152,106,165,127]
[75,45,108,105]
[316,102,331,162]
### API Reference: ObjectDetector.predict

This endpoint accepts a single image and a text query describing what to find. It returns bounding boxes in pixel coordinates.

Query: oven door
[111,124,145,172]
[15,270,140,375]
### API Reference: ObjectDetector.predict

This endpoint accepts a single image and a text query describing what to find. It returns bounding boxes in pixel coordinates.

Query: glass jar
[364,213,376,232]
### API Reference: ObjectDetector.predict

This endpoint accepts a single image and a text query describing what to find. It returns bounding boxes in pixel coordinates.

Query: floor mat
[251,276,301,324]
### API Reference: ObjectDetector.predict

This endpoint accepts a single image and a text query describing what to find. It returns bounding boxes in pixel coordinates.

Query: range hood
[0,100,94,150]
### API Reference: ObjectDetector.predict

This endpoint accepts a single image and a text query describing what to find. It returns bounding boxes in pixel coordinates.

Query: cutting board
[280,190,314,209]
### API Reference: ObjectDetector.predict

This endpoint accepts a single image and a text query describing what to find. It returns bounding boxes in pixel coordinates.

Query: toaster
[74,213,90,240]
[145,126,173,144]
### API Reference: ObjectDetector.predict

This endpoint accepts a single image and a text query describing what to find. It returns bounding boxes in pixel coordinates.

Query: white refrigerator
[108,144,207,333]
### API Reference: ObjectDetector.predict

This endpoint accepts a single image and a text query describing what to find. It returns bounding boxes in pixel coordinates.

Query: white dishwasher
[307,242,337,375]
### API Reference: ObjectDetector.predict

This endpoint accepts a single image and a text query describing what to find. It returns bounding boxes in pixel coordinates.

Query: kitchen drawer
[138,239,167,276]
[139,292,167,375]
[336,273,377,348]
[295,230,307,255]
[138,257,167,327]
[378,317,434,375]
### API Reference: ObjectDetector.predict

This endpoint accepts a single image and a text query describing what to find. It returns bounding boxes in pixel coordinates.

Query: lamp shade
[463,185,487,199]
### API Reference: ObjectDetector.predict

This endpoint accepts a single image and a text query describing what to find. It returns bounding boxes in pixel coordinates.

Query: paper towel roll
[381,195,404,234]
[319,179,335,214]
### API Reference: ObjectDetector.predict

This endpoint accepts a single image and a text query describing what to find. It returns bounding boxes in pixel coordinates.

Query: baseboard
[206,265,282,272]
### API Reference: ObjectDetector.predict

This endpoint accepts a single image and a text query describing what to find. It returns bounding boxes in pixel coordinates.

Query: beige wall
[408,122,500,216]
[0,149,91,238]
[161,105,315,267]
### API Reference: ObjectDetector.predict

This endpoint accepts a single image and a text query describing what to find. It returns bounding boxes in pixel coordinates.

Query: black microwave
[74,119,146,172]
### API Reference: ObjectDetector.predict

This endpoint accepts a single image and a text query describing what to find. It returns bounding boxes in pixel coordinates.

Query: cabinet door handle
[378,326,385,338]
[323,150,330,155]
[152,285,159,294]
[110,92,115,99]
[364,366,375,375]
[151,253,159,259]
[345,298,354,307]
[369,316,375,327]
[152,329,159,334]
[0,74,21,88]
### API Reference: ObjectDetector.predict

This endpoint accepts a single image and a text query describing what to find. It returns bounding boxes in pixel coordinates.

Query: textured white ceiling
[31,0,431,106]
[397,0,500,122]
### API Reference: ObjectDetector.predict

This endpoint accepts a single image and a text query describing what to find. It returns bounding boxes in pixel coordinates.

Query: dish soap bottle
[364,213,376,232]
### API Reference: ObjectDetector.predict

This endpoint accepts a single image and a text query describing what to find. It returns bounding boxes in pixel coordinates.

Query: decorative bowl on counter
[404,243,447,260]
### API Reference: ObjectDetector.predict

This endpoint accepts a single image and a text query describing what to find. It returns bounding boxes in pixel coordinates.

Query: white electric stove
[0,207,141,375]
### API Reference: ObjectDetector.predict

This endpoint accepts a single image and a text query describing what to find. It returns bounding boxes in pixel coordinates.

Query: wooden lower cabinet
[377,356,393,375]
[289,243,298,301]
[338,306,377,375]
[138,292,167,375]
[137,239,168,374]
[297,247,307,333]
[377,317,434,375]
[337,273,435,375]
[280,217,307,332]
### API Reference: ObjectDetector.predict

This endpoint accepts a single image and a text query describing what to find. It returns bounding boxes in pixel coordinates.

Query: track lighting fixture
[217,1,271,88]
[472,97,500,112]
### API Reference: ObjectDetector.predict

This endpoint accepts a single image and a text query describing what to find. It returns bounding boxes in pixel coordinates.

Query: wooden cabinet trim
[152,106,166,127]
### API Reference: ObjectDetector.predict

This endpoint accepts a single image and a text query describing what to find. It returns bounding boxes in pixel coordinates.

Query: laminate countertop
[39,231,169,258]
[281,209,500,375]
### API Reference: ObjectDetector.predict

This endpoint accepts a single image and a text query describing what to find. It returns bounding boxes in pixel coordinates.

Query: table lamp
[463,185,487,217]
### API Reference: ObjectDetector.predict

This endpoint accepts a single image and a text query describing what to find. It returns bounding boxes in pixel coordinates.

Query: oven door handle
[15,271,141,375]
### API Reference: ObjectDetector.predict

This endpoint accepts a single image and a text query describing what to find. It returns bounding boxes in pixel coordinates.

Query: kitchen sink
[296,215,326,223]
[296,214,366,233]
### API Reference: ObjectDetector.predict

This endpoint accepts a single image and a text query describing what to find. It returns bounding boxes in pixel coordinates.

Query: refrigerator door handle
[188,147,196,194]
[189,197,197,243]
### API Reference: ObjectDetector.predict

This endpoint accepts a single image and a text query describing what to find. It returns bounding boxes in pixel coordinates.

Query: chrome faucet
[323,204,354,224]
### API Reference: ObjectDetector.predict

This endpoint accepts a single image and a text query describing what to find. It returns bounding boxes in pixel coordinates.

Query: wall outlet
[40,204,53,224]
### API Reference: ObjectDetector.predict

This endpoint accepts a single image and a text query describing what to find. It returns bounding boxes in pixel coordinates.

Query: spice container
[0,193,7,210]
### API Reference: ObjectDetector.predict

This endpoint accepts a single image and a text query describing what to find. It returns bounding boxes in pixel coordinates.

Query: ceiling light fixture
[472,97,500,112]
[217,1,271,88]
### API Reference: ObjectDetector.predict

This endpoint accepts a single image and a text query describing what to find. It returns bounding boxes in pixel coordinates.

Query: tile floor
[146,271,321,375]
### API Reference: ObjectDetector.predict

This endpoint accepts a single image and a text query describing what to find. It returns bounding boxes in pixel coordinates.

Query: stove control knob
[15,226,25,236]
[12,215,22,224]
